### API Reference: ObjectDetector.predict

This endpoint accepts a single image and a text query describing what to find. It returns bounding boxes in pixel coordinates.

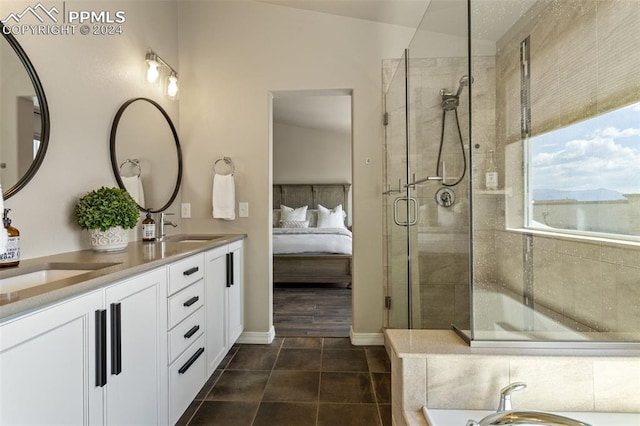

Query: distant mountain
[533,188,626,202]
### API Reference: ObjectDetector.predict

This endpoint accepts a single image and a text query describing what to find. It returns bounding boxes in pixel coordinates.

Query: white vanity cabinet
[0,267,167,426]
[204,240,243,376]
[0,290,104,425]
[166,253,207,425]
[0,236,244,426]
[103,267,168,425]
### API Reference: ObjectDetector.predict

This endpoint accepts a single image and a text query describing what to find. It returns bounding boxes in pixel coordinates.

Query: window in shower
[525,101,640,240]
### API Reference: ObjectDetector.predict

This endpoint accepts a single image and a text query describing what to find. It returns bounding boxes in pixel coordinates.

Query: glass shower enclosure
[384,0,640,348]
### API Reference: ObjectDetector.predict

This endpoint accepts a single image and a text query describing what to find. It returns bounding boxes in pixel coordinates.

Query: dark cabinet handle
[95,309,107,387]
[226,253,232,287]
[183,296,199,307]
[229,252,234,286]
[183,267,199,276]
[184,325,200,339]
[178,347,204,374]
[110,303,122,375]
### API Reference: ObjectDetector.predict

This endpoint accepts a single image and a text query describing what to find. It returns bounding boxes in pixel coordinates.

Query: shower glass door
[384,51,411,328]
[384,0,472,331]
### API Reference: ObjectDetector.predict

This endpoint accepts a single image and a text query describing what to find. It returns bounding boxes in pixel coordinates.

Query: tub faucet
[498,382,527,412]
[158,212,177,240]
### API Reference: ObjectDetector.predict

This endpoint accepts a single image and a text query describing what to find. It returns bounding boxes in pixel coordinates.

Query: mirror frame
[1,22,50,200]
[109,97,182,213]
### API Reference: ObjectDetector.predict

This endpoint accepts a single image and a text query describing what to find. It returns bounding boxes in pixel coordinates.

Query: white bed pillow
[317,204,346,228]
[306,209,318,227]
[280,204,308,222]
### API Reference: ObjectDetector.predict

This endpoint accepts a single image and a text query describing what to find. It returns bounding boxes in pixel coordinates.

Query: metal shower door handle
[393,196,418,226]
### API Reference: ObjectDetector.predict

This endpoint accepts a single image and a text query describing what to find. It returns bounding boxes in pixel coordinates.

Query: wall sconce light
[145,49,178,100]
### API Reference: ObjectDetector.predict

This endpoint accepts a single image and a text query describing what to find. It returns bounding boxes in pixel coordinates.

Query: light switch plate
[181,203,191,218]
[239,202,249,218]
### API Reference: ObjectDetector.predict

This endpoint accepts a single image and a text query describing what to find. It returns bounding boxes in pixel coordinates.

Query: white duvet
[273,227,352,255]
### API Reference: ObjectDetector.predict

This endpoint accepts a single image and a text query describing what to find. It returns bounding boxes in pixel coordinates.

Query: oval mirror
[110,98,182,213]
[0,23,50,199]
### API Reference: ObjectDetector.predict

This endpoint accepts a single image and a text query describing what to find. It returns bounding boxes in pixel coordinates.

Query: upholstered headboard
[273,184,351,216]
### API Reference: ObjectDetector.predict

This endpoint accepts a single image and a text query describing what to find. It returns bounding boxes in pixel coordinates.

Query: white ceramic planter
[89,226,128,252]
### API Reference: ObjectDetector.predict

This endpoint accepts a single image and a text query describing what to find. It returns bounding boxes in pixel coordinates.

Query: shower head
[455,75,474,97]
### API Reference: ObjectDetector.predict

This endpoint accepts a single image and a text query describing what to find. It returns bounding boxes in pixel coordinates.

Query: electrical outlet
[239,202,249,218]
[181,203,191,218]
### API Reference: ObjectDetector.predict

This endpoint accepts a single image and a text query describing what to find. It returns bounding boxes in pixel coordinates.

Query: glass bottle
[485,149,498,190]
[142,212,156,242]
[0,209,20,267]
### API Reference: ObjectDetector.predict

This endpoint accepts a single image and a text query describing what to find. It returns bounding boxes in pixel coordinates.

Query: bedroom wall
[273,121,352,225]
[273,122,351,185]
[178,1,415,339]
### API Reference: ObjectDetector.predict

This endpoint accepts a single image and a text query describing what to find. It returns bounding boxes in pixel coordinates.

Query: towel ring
[119,158,141,177]
[213,156,235,176]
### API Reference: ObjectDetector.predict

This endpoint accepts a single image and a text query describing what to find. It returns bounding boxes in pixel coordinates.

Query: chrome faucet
[158,212,177,240]
[498,382,527,412]
[465,382,591,426]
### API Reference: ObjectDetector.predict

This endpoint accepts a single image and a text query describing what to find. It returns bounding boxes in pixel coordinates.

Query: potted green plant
[73,186,140,252]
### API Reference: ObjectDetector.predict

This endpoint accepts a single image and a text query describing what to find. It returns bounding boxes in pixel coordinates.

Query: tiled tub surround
[384,329,640,426]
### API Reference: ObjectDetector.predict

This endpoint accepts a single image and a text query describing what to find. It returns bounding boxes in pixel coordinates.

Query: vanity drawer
[168,254,204,295]
[168,280,204,329]
[169,335,206,425]
[169,306,205,364]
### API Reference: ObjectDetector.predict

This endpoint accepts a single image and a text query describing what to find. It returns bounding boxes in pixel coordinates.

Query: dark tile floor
[273,284,352,337]
[177,337,391,426]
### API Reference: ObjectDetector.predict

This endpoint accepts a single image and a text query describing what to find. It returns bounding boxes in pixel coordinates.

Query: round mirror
[0,23,50,199]
[110,98,182,213]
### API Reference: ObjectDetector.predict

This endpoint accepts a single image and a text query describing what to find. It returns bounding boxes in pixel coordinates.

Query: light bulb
[167,74,178,99]
[146,60,160,83]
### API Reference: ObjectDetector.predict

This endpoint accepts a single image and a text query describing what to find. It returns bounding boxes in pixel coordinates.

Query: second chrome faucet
[158,212,177,241]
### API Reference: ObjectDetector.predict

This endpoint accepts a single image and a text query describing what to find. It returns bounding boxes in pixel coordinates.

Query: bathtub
[423,408,640,426]
[470,288,592,342]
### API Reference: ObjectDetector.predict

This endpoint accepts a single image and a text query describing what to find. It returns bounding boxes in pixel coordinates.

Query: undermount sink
[164,234,227,243]
[0,262,119,295]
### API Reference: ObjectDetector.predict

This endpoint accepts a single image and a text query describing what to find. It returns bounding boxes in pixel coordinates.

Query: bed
[273,184,352,285]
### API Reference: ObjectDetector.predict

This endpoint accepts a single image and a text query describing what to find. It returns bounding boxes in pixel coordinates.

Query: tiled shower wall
[492,0,640,335]
[383,55,497,330]
[410,56,496,329]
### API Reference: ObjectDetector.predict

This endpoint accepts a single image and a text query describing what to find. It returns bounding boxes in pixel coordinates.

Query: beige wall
[0,0,181,258]
[1,0,413,340]
[178,1,414,337]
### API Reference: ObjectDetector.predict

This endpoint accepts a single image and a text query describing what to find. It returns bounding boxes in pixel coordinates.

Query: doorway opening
[270,89,353,337]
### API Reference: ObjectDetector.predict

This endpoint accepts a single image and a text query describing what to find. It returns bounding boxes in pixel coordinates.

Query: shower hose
[436,108,467,187]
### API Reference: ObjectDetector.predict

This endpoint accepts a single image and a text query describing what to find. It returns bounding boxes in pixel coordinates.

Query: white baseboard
[349,326,385,346]
[236,326,276,344]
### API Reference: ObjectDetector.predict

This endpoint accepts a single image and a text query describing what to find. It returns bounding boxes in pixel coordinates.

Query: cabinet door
[204,245,228,377]
[0,290,104,425]
[227,241,244,345]
[104,268,167,426]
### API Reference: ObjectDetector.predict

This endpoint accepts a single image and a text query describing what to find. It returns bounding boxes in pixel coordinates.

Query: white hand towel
[120,175,145,206]
[0,186,7,255]
[213,174,235,220]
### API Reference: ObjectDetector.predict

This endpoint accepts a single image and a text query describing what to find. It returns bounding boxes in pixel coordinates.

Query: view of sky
[530,102,640,200]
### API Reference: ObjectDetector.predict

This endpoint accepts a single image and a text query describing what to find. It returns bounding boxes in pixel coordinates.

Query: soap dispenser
[0,208,20,267]
[142,211,156,242]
